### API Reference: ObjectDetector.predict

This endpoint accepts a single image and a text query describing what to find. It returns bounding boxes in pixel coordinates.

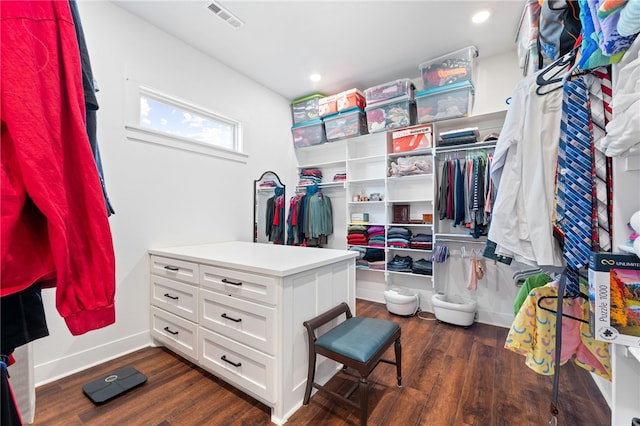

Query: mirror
[254,171,286,244]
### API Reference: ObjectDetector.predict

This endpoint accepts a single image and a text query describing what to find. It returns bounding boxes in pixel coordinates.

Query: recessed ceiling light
[472,10,491,24]
[309,73,322,82]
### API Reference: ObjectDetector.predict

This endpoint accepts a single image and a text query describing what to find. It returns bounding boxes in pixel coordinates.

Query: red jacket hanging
[1,1,116,335]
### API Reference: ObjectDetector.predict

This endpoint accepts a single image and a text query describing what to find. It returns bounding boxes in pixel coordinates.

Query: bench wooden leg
[395,337,402,387]
[359,376,368,426]
[303,349,316,405]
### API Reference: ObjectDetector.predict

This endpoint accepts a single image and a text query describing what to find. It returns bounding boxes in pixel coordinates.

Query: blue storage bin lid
[324,106,364,121]
[364,95,413,111]
[416,81,474,98]
[292,118,324,129]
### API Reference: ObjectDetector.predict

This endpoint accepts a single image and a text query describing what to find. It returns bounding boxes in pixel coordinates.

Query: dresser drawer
[199,327,274,404]
[150,306,198,361]
[200,265,277,305]
[150,275,198,322]
[200,289,275,354]
[150,255,199,284]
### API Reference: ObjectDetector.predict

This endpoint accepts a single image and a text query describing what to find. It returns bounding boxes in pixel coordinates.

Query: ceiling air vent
[207,1,244,29]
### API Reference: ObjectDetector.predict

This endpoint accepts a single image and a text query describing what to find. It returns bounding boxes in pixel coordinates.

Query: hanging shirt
[489,71,565,267]
[505,283,611,380]
[1,1,116,335]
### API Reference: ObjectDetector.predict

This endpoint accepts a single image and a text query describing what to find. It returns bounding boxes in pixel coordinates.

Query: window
[125,82,247,162]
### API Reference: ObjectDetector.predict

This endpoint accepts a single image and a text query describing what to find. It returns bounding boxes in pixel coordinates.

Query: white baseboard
[35,331,151,387]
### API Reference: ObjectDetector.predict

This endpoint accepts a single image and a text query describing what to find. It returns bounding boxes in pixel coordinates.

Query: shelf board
[387,148,434,159]
[348,200,385,205]
[387,247,433,253]
[296,182,345,191]
[348,223,385,227]
[297,159,346,169]
[386,199,433,203]
[347,154,387,163]
[348,244,385,249]
[355,267,386,273]
[388,223,432,227]
[387,270,433,278]
[387,173,433,181]
[346,177,386,184]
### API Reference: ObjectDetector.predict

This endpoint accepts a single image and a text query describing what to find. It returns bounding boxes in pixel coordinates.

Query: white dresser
[148,241,357,424]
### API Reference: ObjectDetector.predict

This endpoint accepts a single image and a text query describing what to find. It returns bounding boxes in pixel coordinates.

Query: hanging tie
[560,77,593,294]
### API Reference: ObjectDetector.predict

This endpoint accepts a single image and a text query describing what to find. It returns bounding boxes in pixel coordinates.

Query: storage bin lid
[291,118,323,129]
[324,106,364,120]
[364,95,413,111]
[418,45,478,69]
[290,93,325,105]
[415,81,474,98]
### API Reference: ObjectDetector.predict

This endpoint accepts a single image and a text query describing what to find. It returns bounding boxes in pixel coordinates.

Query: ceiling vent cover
[207,1,244,29]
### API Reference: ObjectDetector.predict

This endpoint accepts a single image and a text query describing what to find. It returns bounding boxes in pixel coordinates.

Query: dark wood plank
[30,299,611,426]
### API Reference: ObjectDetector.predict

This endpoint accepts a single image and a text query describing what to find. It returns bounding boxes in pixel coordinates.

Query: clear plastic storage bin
[415,81,473,123]
[364,79,415,106]
[419,46,478,90]
[337,88,366,111]
[318,95,337,117]
[365,95,416,133]
[291,118,326,147]
[323,107,368,141]
[290,93,325,124]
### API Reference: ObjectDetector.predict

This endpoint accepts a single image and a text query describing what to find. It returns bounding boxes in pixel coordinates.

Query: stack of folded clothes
[367,226,386,248]
[387,226,412,248]
[354,248,386,270]
[297,168,323,186]
[409,233,433,250]
[347,224,368,246]
[387,255,413,272]
[411,258,433,275]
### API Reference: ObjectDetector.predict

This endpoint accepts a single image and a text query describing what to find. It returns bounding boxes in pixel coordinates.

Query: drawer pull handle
[163,326,179,335]
[164,265,179,272]
[221,278,242,286]
[221,355,241,368]
[221,313,242,323]
[164,293,179,300]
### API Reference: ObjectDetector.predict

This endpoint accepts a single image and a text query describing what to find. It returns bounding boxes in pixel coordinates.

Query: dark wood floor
[31,299,611,426]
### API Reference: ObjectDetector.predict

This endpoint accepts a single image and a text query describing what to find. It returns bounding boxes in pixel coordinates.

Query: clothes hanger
[537,295,589,323]
[535,46,581,95]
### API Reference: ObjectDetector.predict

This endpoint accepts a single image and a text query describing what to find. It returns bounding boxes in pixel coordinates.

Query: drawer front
[150,275,198,322]
[150,255,199,284]
[199,327,274,403]
[150,306,198,361]
[200,265,277,305]
[200,289,275,354]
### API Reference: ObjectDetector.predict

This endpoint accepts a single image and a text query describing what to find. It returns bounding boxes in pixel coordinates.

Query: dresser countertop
[149,241,358,277]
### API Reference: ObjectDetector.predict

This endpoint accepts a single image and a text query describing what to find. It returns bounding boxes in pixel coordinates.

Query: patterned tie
[593,67,614,245]
[561,78,593,293]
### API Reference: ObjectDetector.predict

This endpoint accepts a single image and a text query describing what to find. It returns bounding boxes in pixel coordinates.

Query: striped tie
[561,78,593,293]
[593,67,614,245]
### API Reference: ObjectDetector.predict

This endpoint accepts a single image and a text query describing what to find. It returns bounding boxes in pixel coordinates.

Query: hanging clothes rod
[435,140,497,154]
[435,238,487,245]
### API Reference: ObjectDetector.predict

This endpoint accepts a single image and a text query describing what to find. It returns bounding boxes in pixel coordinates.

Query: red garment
[1,1,115,335]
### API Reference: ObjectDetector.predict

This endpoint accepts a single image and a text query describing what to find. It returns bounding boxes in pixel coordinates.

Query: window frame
[124,81,247,163]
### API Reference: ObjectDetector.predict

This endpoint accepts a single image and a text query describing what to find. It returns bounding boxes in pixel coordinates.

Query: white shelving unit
[294,110,520,317]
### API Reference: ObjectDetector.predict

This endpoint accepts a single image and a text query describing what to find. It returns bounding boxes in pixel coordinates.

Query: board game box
[588,252,640,347]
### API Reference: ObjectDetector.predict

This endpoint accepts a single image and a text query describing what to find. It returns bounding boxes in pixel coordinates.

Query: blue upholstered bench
[302,303,402,426]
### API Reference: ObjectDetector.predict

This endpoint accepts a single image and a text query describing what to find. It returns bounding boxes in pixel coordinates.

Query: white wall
[33,0,297,385]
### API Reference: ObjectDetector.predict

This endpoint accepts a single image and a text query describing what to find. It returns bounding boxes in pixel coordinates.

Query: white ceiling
[111,0,524,100]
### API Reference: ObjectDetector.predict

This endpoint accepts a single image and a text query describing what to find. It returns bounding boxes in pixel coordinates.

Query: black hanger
[537,294,589,323]
[535,48,579,95]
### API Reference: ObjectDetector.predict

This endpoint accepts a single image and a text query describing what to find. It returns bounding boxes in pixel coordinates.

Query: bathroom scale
[82,366,147,404]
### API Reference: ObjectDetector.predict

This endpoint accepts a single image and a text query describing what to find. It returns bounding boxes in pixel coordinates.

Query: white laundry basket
[431,293,477,326]
[384,288,419,316]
